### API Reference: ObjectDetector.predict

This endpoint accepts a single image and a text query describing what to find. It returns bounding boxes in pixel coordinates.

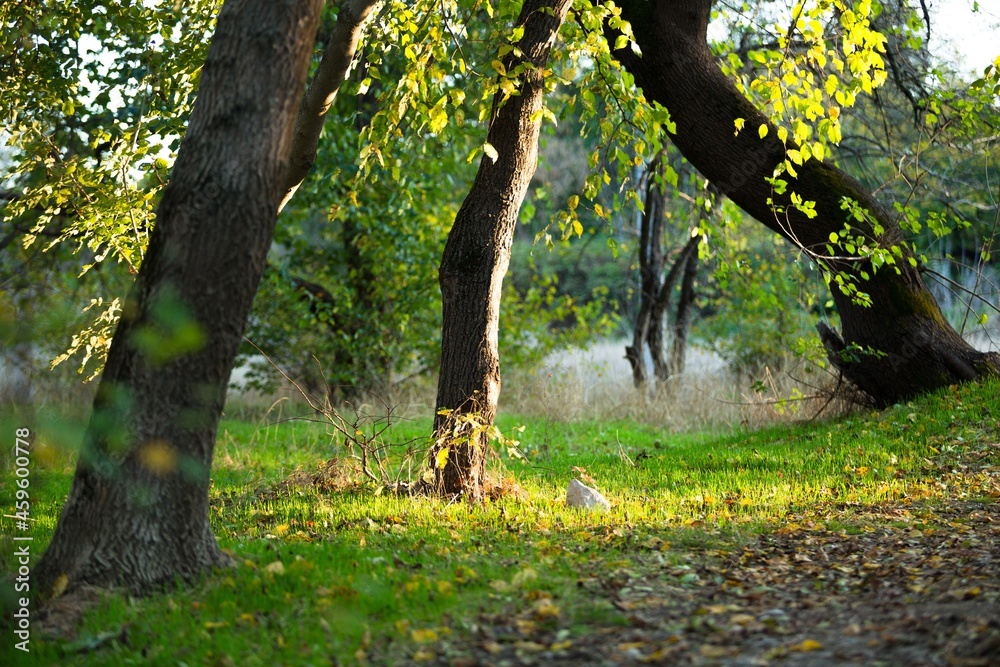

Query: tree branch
[279,0,380,212]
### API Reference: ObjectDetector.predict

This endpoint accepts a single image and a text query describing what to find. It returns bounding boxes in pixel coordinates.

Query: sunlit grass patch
[5,379,998,665]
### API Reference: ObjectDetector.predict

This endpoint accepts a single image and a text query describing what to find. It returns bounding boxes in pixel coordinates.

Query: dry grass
[222,339,861,434]
[500,339,858,431]
[3,335,872,437]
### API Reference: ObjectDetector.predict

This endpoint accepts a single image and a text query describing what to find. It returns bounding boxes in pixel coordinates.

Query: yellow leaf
[483,640,503,654]
[411,628,439,643]
[532,599,560,619]
[619,642,648,651]
[758,124,768,139]
[825,74,839,96]
[50,574,69,599]
[827,122,842,143]
[274,523,289,536]
[514,640,547,652]
[264,560,285,575]
[435,447,450,469]
[512,567,538,587]
[640,648,672,662]
[795,639,823,651]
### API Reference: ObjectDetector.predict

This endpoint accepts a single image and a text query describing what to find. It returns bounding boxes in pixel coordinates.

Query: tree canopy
[3,0,998,449]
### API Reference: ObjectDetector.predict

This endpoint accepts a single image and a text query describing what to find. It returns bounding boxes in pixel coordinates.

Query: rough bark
[611,0,1000,404]
[278,0,379,211]
[433,0,572,500]
[34,0,323,595]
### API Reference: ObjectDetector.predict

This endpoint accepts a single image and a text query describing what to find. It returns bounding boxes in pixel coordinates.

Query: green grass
[2,380,998,665]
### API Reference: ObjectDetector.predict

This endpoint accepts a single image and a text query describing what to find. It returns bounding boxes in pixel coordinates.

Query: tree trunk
[626,158,702,387]
[34,0,323,595]
[611,0,1000,404]
[669,244,699,377]
[626,164,667,387]
[433,0,572,500]
[647,233,700,382]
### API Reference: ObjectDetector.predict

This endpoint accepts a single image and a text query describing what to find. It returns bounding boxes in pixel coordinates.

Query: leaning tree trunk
[34,0,323,596]
[432,0,572,500]
[611,0,999,404]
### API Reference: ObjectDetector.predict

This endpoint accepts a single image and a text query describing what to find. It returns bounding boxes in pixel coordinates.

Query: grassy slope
[1,379,998,665]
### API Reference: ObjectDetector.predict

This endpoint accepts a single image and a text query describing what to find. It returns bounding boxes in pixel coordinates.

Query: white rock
[566,478,611,511]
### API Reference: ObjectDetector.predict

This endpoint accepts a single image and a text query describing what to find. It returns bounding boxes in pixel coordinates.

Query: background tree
[33,0,323,594]
[626,154,711,387]
[609,0,999,404]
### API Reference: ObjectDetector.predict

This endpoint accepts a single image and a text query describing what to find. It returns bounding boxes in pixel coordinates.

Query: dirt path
[425,501,1000,666]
